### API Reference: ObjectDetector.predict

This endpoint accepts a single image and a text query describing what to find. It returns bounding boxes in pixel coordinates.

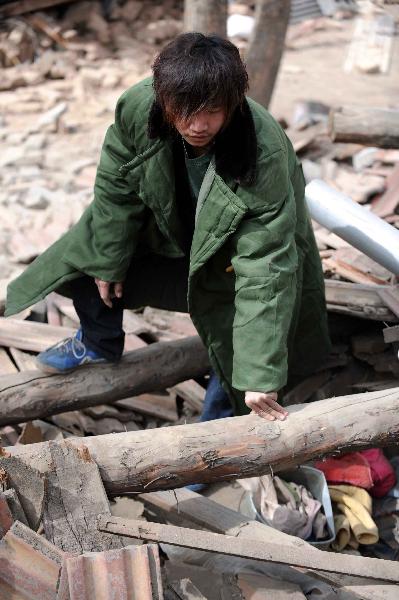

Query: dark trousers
[72,254,190,361]
[71,253,233,419]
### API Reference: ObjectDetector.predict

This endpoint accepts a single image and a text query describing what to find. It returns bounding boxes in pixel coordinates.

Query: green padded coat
[6,77,331,414]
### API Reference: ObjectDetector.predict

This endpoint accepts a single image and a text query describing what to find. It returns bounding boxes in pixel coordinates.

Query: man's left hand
[245,391,288,421]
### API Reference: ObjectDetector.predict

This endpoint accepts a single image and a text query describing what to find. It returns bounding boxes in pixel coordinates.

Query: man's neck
[183,138,214,158]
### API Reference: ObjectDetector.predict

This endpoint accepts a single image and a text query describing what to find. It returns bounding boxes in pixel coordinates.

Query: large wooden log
[0,336,209,426]
[2,388,399,496]
[328,106,399,148]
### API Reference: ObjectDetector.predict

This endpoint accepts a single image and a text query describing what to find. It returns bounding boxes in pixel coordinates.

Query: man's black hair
[152,32,249,123]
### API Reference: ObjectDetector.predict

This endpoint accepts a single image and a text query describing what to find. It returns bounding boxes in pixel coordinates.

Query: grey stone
[6,132,27,145]
[0,147,25,168]
[14,166,42,181]
[37,102,68,128]
[22,186,55,210]
[25,133,47,151]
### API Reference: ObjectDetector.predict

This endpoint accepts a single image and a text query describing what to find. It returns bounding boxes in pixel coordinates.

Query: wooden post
[328,107,399,148]
[183,0,228,37]
[245,0,291,108]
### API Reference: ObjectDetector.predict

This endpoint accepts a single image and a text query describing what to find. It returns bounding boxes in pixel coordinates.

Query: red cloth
[315,452,373,489]
[315,450,397,498]
[360,449,396,498]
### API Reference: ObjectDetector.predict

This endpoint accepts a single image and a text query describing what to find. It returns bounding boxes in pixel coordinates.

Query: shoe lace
[51,334,86,360]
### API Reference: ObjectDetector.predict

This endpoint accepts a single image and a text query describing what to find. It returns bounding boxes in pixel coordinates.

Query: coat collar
[147,98,258,187]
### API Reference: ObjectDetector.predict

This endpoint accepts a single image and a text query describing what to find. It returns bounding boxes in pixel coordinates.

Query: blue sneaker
[36,329,107,373]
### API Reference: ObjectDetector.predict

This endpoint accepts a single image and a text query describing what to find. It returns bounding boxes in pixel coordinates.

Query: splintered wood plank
[98,516,399,583]
[50,294,79,325]
[43,442,125,554]
[170,380,205,412]
[324,280,397,321]
[323,258,388,286]
[144,490,398,599]
[115,393,178,422]
[9,348,37,371]
[0,319,74,353]
[0,349,18,376]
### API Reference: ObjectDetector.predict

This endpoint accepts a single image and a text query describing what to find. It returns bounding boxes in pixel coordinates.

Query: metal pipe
[305,179,399,276]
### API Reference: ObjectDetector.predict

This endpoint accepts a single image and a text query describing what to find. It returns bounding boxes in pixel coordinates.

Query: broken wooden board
[98,515,399,583]
[0,318,74,353]
[0,454,45,530]
[142,488,398,600]
[323,257,388,286]
[0,348,17,376]
[43,441,125,554]
[324,280,398,321]
[115,392,178,422]
[9,347,37,371]
[170,380,205,413]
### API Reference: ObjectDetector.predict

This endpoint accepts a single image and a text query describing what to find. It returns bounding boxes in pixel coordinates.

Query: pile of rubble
[1,2,399,598]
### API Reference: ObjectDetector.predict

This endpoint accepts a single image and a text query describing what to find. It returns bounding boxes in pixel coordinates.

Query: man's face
[171,107,227,148]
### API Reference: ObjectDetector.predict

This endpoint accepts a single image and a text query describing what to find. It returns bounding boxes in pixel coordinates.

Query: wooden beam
[328,107,399,149]
[97,515,399,583]
[0,318,74,353]
[141,489,397,600]
[0,336,209,426]
[0,0,80,18]
[2,388,399,495]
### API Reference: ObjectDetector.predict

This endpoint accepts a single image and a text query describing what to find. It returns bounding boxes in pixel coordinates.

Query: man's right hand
[94,279,123,308]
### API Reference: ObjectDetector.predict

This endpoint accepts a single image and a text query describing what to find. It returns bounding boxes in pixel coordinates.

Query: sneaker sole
[34,357,107,374]
[34,357,76,375]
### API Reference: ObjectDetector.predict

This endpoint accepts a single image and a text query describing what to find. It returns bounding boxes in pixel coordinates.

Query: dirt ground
[271,12,399,120]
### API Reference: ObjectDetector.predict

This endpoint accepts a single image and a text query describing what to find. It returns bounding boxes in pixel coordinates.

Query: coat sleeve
[231,149,298,393]
[64,92,147,282]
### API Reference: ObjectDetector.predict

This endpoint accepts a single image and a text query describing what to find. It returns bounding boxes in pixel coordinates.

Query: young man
[5,33,331,421]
